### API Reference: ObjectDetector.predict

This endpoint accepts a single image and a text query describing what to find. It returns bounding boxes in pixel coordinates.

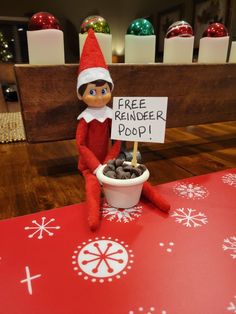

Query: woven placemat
[0,112,26,143]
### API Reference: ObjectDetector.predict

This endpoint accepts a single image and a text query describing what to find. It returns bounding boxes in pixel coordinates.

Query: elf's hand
[93,164,102,175]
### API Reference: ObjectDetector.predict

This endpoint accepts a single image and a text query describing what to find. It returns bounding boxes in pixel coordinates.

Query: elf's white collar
[77,106,113,123]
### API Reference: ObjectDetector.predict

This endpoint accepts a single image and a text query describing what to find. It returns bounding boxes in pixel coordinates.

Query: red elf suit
[76,106,121,230]
[76,29,170,231]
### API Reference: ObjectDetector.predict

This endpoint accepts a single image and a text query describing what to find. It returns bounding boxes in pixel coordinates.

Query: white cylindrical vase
[198,36,229,63]
[229,41,236,63]
[79,33,112,64]
[27,29,65,65]
[163,37,194,63]
[97,162,150,208]
[125,35,156,63]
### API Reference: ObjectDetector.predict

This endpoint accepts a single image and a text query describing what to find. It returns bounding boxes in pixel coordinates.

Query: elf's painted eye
[101,88,107,95]
[89,89,96,96]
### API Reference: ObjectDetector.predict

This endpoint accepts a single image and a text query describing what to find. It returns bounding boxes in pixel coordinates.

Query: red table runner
[1,169,236,314]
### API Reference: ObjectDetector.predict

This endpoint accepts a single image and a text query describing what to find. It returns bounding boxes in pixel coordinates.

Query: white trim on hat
[77,67,114,92]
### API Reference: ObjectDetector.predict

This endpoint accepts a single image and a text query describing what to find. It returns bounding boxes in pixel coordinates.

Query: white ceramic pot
[96,162,150,208]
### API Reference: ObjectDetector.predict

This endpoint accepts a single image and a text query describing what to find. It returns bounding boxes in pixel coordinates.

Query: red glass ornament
[166,20,193,39]
[202,22,228,37]
[28,12,60,31]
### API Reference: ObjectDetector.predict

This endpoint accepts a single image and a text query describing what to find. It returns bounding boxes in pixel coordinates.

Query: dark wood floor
[0,121,235,220]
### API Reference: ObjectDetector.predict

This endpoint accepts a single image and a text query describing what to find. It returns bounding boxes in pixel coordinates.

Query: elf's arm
[104,140,121,164]
[103,118,121,163]
[76,118,101,173]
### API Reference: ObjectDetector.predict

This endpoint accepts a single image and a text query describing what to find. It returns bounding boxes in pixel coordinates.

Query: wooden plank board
[15,64,236,143]
[0,84,8,112]
[0,63,16,84]
[0,63,17,113]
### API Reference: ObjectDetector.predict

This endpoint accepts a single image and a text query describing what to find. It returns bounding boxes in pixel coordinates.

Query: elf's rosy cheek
[84,95,95,103]
[103,93,111,103]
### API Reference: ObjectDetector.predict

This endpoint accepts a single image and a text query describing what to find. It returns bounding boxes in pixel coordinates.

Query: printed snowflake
[24,217,60,239]
[173,182,209,199]
[227,296,236,312]
[128,307,166,314]
[223,236,236,259]
[171,208,208,228]
[222,173,236,187]
[72,237,134,283]
[101,203,142,223]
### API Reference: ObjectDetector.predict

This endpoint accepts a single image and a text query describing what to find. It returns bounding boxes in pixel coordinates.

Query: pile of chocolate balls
[103,159,147,179]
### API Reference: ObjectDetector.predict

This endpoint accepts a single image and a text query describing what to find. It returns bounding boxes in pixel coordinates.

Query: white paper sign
[111,97,168,143]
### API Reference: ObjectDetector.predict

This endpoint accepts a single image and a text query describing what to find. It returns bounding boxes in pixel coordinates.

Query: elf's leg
[83,170,102,231]
[142,181,170,213]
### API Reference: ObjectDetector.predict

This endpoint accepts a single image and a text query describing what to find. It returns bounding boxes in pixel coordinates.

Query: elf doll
[76,29,170,231]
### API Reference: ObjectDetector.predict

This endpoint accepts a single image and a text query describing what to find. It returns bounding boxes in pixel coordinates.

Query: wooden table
[0,121,235,220]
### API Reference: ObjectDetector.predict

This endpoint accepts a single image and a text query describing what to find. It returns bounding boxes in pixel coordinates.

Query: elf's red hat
[77,29,113,92]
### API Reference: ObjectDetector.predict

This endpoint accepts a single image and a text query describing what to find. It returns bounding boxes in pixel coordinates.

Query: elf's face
[79,82,111,108]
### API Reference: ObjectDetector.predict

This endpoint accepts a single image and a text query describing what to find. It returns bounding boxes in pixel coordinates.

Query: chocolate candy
[117,171,128,179]
[105,170,117,179]
[138,164,147,172]
[123,165,133,172]
[132,167,142,177]
[103,159,147,180]
[105,160,116,171]
[103,165,112,173]
[115,166,124,173]
[115,159,124,167]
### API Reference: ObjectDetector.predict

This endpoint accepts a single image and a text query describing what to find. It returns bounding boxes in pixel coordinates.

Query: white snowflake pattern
[171,208,208,228]
[227,296,236,312]
[223,236,236,259]
[72,237,134,283]
[222,173,236,187]
[24,217,60,239]
[101,203,142,223]
[173,182,209,199]
[128,308,166,314]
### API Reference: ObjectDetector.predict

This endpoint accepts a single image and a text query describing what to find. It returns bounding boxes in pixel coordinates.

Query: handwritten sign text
[111,97,168,143]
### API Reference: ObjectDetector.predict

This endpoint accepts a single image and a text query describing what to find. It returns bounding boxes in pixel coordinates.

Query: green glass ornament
[80,15,110,34]
[127,18,154,36]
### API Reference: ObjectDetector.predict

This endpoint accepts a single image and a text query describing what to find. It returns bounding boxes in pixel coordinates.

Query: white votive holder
[27,29,65,65]
[198,37,229,63]
[125,35,156,63]
[163,37,194,63]
[229,41,236,63]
